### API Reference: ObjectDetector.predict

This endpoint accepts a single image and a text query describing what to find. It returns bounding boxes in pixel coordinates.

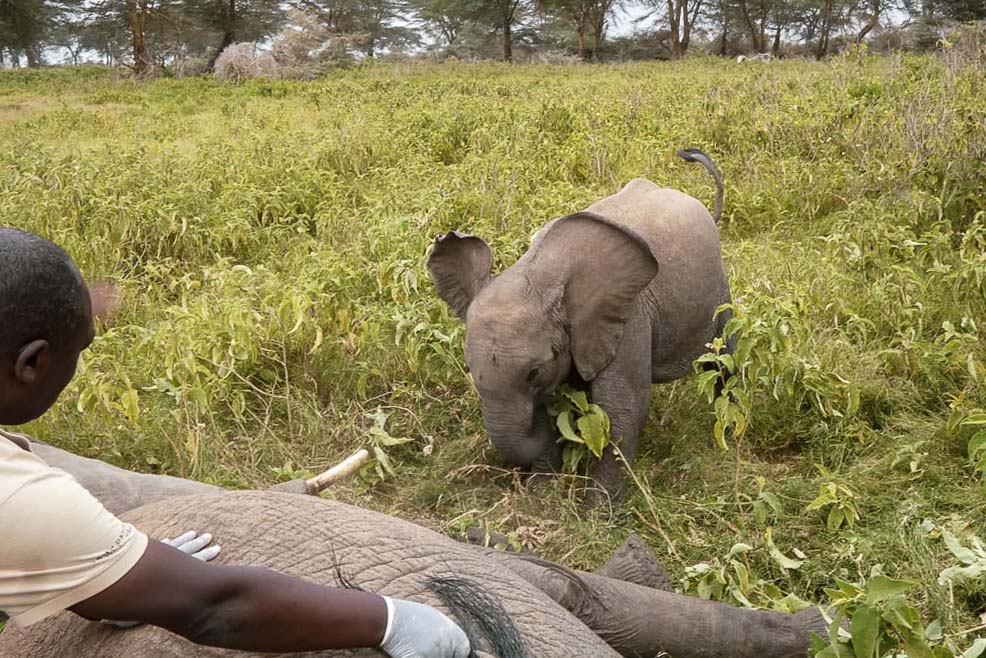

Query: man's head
[0,228,94,425]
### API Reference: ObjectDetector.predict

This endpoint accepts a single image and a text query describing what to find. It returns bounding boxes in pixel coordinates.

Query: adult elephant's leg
[486,551,827,658]
[589,311,654,498]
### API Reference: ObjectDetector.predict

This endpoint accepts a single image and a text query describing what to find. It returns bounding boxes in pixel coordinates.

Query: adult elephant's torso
[0,491,621,658]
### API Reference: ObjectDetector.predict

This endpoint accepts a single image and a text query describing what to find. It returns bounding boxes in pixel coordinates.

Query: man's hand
[101,531,221,629]
[380,597,471,658]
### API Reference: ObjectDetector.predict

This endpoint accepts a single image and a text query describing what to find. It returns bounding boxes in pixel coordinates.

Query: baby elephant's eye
[526,366,540,384]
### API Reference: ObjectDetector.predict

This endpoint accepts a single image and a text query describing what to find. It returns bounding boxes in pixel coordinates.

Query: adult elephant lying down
[1,451,827,658]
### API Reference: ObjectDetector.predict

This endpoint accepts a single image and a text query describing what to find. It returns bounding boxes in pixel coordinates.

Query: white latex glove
[162,530,222,562]
[379,596,471,658]
[101,530,221,629]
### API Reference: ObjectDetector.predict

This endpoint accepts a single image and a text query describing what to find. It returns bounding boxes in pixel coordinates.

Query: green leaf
[969,431,986,471]
[695,370,719,402]
[372,446,397,477]
[880,595,922,631]
[924,619,942,641]
[864,575,917,604]
[119,388,140,424]
[369,425,414,447]
[960,412,986,427]
[961,638,986,658]
[827,507,846,531]
[753,500,767,526]
[562,387,589,414]
[849,603,881,658]
[807,484,839,511]
[760,491,784,516]
[577,413,610,458]
[941,529,981,565]
[765,527,803,570]
[726,543,754,558]
[556,411,582,444]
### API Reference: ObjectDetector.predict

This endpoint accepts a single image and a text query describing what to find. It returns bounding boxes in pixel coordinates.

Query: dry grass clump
[213,43,279,82]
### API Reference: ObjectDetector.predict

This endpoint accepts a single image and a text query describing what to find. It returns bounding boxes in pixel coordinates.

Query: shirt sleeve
[0,464,148,628]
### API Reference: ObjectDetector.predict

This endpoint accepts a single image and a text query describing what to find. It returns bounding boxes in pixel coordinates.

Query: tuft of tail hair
[677,148,724,224]
[426,576,528,658]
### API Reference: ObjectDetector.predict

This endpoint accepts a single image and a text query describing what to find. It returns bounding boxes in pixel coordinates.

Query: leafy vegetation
[547,384,612,472]
[0,53,984,651]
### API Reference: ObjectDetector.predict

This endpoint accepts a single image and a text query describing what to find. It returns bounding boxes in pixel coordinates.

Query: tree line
[0,0,982,75]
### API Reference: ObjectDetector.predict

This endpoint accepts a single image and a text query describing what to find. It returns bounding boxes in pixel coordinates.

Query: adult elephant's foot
[595,534,672,592]
[795,605,834,640]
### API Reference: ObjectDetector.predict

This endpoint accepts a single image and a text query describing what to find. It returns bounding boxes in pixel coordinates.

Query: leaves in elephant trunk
[546,385,612,472]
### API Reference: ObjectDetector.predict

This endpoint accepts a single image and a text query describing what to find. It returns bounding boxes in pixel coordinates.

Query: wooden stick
[305,449,371,494]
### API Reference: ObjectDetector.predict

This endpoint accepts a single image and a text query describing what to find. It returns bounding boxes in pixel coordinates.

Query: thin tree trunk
[736,0,760,51]
[207,0,237,69]
[667,0,682,58]
[502,12,513,62]
[758,3,768,52]
[25,44,41,68]
[682,0,702,56]
[815,0,833,59]
[855,0,880,44]
[126,0,154,78]
[772,22,781,54]
[682,5,692,54]
[577,22,586,60]
[719,0,729,55]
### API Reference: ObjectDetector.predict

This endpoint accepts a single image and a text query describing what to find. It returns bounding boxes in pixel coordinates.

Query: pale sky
[608,1,658,37]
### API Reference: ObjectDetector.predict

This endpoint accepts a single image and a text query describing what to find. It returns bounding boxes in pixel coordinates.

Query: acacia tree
[491,0,524,62]
[83,1,171,77]
[587,0,616,58]
[290,0,417,57]
[186,0,283,68]
[735,0,772,52]
[542,0,617,60]
[543,0,592,57]
[0,0,48,66]
[415,0,472,45]
[642,0,703,58]
[125,0,153,74]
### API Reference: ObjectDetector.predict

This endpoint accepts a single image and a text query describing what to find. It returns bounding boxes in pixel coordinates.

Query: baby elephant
[427,149,734,497]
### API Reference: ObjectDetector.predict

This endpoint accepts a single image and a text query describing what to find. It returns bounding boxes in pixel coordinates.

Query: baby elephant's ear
[426,231,493,321]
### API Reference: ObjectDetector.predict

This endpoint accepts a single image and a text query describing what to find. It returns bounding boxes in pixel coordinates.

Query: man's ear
[14,339,50,384]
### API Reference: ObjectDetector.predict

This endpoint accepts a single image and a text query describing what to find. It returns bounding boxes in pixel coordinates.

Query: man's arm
[71,539,389,651]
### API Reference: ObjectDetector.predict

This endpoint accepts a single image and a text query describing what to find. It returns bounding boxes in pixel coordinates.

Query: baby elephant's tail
[677,148,724,224]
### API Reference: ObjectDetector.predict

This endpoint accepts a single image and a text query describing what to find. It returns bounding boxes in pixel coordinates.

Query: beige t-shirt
[0,429,148,627]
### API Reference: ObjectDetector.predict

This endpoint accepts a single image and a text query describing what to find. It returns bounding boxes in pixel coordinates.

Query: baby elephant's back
[586,178,723,273]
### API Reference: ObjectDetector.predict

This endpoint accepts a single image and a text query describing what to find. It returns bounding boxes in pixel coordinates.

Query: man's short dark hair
[0,228,88,357]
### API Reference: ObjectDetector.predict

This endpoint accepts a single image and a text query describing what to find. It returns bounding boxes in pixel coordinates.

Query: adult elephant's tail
[427,576,528,658]
[678,148,724,224]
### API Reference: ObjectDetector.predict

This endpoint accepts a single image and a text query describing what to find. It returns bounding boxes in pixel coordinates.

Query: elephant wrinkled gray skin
[427,150,734,495]
[0,449,828,658]
[0,491,826,658]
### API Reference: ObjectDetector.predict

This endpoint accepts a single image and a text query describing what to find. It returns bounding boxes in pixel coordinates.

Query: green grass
[1,54,984,650]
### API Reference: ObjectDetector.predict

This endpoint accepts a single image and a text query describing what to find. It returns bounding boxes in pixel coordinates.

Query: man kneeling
[0,228,469,658]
